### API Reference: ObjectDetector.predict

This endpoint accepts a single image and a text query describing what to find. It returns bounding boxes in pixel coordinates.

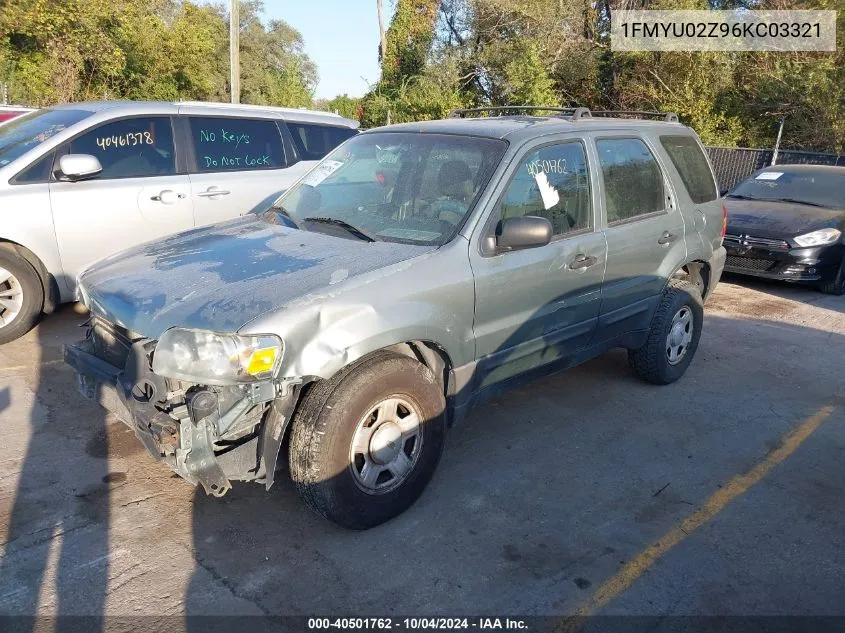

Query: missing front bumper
[65,339,299,497]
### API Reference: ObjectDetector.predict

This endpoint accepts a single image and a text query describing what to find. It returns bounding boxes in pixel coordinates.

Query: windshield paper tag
[756,172,783,181]
[302,160,343,187]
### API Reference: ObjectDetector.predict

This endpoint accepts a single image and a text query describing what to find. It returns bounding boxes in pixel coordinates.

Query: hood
[724,197,844,239]
[79,216,435,338]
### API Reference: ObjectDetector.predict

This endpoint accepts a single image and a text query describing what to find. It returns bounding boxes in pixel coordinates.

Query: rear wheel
[819,257,845,295]
[628,279,704,385]
[288,351,446,529]
[0,246,43,345]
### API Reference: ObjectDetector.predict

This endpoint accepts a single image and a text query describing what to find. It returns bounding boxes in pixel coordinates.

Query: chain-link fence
[705,146,845,192]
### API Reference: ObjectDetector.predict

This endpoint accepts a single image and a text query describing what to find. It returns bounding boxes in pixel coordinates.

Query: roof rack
[447,106,592,120]
[446,106,679,123]
[587,110,679,123]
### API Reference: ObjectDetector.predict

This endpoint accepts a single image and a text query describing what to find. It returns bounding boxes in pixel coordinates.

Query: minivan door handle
[569,254,598,270]
[196,187,231,198]
[151,190,185,204]
[657,231,677,245]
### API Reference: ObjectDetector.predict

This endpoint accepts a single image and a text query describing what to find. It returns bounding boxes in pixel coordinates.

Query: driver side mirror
[495,216,552,252]
[58,154,103,182]
[718,187,729,197]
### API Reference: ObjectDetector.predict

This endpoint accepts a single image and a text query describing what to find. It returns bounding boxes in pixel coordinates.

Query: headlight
[793,228,841,247]
[152,328,283,385]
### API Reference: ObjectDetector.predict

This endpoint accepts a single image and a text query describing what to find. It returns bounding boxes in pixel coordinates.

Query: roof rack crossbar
[588,110,679,123]
[447,106,583,119]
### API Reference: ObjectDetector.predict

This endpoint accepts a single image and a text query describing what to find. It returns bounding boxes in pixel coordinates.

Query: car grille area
[725,255,777,272]
[89,317,139,369]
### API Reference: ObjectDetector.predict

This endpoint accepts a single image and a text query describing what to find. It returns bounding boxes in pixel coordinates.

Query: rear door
[49,115,193,282]
[183,115,307,227]
[470,138,607,390]
[592,136,687,342]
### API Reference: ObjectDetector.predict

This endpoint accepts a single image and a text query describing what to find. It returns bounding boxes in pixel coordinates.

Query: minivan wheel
[0,246,43,345]
[288,351,446,530]
[628,279,703,385]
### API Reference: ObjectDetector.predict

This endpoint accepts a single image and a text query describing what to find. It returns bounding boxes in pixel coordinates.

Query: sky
[257,0,386,99]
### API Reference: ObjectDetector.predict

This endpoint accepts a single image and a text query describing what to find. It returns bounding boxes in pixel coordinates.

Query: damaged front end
[65,317,301,496]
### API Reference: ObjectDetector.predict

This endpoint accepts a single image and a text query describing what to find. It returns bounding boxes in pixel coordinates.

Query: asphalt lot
[0,274,842,627]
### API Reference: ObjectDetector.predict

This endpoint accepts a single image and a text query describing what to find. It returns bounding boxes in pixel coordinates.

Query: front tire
[0,245,43,345]
[819,257,845,295]
[288,351,446,529]
[628,279,704,385]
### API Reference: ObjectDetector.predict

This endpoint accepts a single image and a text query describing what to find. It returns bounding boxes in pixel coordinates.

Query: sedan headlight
[793,228,842,247]
[152,328,283,385]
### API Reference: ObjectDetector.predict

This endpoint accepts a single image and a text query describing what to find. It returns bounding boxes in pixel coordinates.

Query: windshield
[0,108,92,167]
[728,169,845,209]
[270,132,508,245]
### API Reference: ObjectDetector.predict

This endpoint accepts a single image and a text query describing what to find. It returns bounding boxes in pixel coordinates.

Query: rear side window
[500,141,592,236]
[188,117,286,173]
[596,138,664,224]
[286,122,357,161]
[659,135,717,203]
[67,117,175,179]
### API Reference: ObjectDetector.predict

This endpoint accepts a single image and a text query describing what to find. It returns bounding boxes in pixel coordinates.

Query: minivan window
[659,135,717,204]
[501,141,592,236]
[597,138,665,224]
[188,117,286,172]
[67,117,175,179]
[0,108,92,167]
[272,132,506,245]
[286,122,357,161]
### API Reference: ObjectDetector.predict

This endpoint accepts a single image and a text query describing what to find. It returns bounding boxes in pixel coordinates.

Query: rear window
[286,122,357,161]
[659,135,717,204]
[188,117,286,173]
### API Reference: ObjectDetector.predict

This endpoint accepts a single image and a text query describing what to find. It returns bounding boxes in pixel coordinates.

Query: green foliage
[322,94,362,119]
[0,0,316,108]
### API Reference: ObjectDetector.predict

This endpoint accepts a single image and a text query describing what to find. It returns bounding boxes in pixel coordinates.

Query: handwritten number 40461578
[96,131,154,151]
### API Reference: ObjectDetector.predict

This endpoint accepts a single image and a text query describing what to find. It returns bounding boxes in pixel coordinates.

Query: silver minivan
[0,100,358,343]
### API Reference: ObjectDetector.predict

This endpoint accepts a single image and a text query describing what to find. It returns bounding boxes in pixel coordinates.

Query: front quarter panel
[239,238,476,381]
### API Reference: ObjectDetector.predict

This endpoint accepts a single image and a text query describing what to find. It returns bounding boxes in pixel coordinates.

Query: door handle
[657,231,677,245]
[196,188,232,198]
[151,190,186,204]
[569,254,598,270]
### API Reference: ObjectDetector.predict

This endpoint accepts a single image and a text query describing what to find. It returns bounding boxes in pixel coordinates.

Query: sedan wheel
[0,267,24,328]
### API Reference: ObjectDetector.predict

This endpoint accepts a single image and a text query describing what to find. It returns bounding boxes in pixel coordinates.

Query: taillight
[720,203,727,239]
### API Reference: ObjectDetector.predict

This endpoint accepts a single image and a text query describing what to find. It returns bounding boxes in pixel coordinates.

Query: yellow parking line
[0,359,64,374]
[566,403,836,625]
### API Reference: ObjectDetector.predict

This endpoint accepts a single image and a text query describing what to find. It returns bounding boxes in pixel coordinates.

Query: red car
[0,106,34,123]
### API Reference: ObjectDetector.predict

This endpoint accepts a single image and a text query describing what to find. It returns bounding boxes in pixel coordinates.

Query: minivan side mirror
[718,187,729,197]
[58,154,103,181]
[495,216,552,252]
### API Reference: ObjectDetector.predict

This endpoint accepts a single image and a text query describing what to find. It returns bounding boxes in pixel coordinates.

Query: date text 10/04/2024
[199,128,272,169]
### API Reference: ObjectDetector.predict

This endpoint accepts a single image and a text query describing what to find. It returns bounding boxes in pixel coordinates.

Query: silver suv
[0,101,358,343]
[66,107,727,529]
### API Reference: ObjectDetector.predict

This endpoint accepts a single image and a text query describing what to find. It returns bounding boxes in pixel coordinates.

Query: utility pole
[771,117,785,166]
[230,0,240,103]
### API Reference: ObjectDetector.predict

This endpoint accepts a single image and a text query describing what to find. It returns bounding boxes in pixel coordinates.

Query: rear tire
[819,257,845,295]
[288,351,446,529]
[0,245,43,345]
[628,279,703,385]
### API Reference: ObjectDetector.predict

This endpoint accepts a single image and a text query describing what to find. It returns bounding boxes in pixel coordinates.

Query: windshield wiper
[301,217,377,242]
[770,197,828,208]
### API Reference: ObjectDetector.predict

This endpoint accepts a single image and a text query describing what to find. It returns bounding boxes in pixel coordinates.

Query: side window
[596,138,664,224]
[67,117,175,179]
[659,135,717,204]
[500,141,592,236]
[286,122,357,161]
[15,151,54,184]
[188,117,286,173]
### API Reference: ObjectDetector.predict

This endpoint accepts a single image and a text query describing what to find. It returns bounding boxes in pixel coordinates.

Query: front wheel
[288,351,446,529]
[819,257,845,295]
[0,245,43,345]
[628,279,704,385]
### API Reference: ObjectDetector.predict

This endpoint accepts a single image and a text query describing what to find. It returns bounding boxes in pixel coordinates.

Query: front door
[49,116,194,285]
[593,136,687,341]
[470,139,607,391]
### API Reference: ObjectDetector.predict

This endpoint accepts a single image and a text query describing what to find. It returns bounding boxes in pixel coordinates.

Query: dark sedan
[722,165,845,295]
